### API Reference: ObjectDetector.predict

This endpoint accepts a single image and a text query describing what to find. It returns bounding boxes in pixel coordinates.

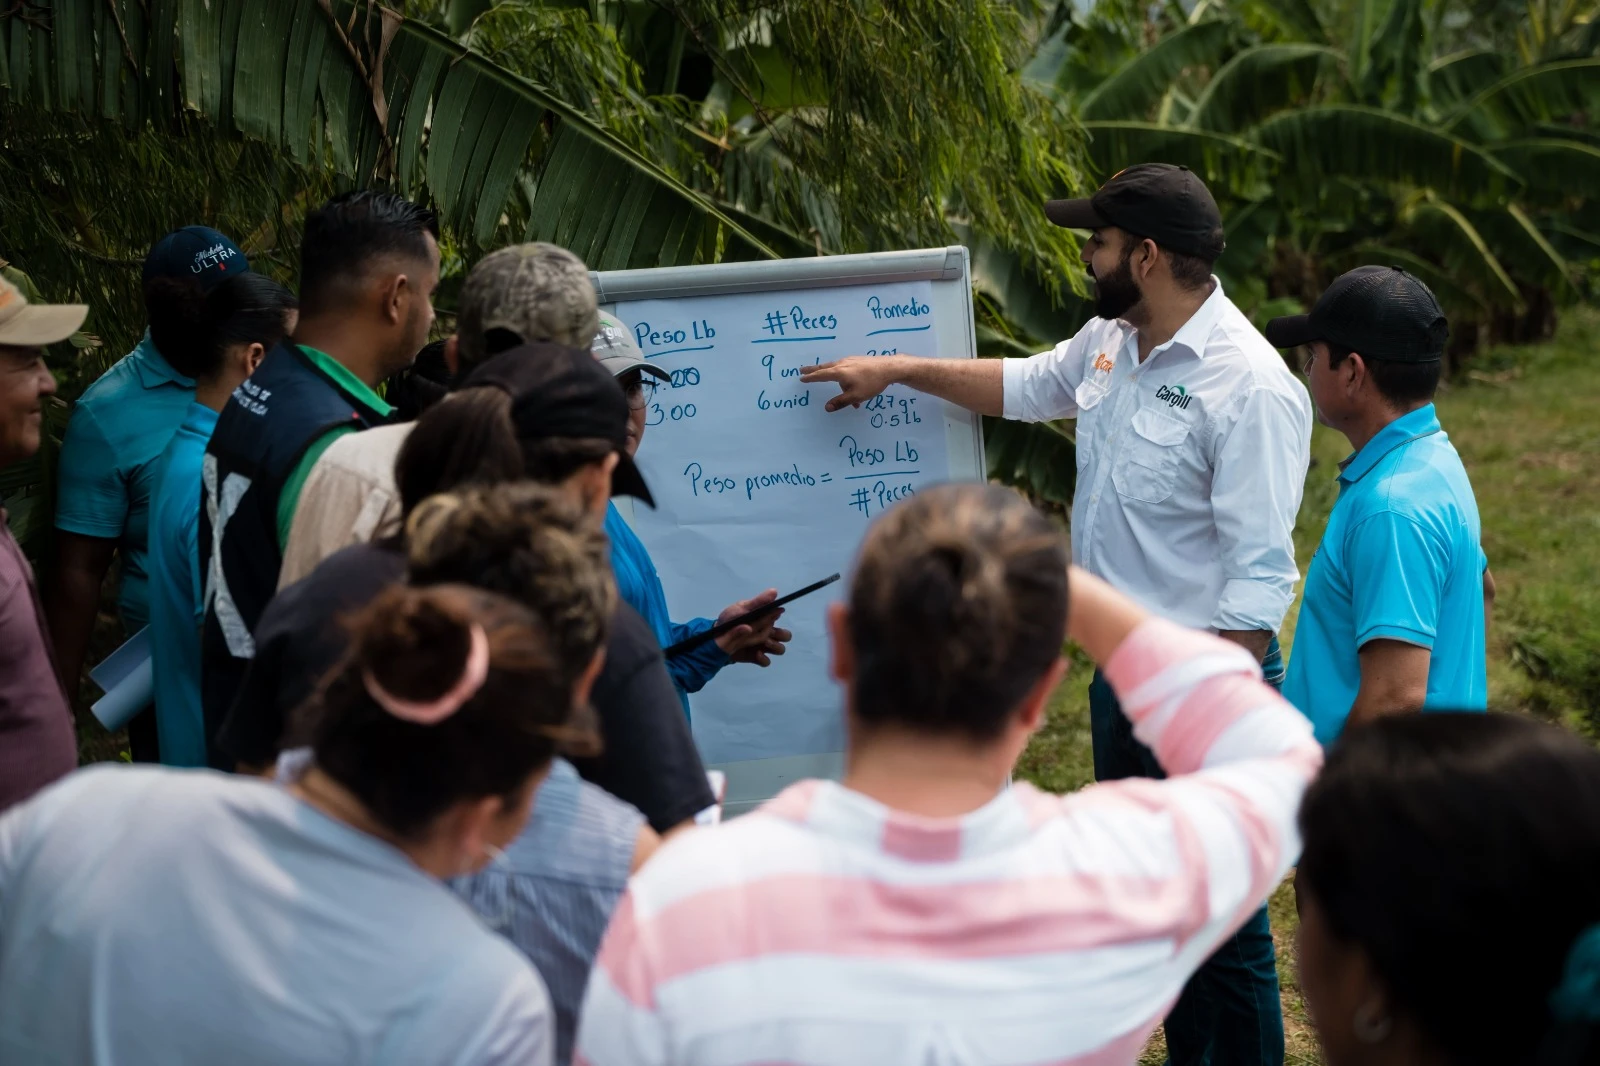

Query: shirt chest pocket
[1113,406,1192,504]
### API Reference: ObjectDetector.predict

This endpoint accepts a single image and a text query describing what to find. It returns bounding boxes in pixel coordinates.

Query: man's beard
[1091,253,1142,322]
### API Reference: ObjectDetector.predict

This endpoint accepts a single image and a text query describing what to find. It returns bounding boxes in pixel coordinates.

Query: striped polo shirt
[457,759,642,1066]
[575,619,1322,1066]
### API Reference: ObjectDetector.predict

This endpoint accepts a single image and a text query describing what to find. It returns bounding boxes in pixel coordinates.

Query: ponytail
[304,584,582,840]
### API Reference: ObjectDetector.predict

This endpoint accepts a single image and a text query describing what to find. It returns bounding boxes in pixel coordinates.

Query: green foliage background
[1,0,1596,739]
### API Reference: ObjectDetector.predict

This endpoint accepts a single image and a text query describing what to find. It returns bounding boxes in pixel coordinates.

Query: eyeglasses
[621,374,657,411]
[1301,347,1318,374]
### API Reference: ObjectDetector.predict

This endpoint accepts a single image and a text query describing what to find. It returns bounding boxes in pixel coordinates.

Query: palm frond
[1080,121,1279,189]
[1468,204,1580,299]
[1251,105,1523,205]
[1326,242,1490,316]
[0,0,775,265]
[1187,44,1337,132]
[1401,196,1524,308]
[1489,137,1600,196]
[1235,0,1326,44]
[1444,57,1600,141]
[1075,19,1238,122]
[1426,48,1510,111]
[983,416,1077,506]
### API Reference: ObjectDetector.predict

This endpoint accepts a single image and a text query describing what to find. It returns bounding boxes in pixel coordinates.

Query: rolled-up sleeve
[1208,384,1312,632]
[1000,332,1089,423]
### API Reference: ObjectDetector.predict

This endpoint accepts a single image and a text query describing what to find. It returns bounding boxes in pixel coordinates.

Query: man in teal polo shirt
[1267,266,1493,744]
[47,226,249,762]
[146,273,297,766]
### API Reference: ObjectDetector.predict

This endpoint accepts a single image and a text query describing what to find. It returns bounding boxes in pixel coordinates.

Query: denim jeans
[1088,637,1286,1066]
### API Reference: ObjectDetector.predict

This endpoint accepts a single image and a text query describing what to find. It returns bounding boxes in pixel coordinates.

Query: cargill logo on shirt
[1093,351,1115,373]
[1155,383,1193,410]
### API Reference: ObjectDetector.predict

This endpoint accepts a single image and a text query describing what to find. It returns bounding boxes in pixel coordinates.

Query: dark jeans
[1089,637,1285,1066]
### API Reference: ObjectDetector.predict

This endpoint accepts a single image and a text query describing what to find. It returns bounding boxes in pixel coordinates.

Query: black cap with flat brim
[461,342,656,508]
[1265,266,1449,363]
[1044,163,1225,260]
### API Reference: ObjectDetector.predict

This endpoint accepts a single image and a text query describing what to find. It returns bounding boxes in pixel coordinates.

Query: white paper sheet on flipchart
[616,280,949,764]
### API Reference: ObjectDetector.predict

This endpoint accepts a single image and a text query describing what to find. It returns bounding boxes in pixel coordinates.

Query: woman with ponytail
[1296,712,1600,1066]
[0,584,581,1063]
[402,484,660,1065]
[147,271,296,766]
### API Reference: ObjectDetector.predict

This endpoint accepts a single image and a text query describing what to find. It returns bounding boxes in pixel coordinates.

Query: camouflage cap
[456,243,599,371]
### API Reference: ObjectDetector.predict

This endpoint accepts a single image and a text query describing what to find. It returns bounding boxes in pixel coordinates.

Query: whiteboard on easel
[594,246,984,815]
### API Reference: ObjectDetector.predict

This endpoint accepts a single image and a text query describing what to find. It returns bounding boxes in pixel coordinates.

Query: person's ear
[827,602,854,685]
[1135,238,1159,280]
[573,453,619,519]
[443,334,460,375]
[242,342,266,376]
[379,272,407,326]
[1016,657,1067,734]
[1345,351,1369,395]
[573,646,606,708]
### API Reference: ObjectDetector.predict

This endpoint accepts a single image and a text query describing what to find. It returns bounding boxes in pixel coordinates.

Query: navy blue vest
[198,343,387,765]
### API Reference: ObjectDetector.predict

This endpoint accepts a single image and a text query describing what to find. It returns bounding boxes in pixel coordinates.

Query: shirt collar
[132,330,196,390]
[794,779,1031,862]
[1339,403,1442,485]
[297,345,394,417]
[1138,277,1229,363]
[183,400,220,434]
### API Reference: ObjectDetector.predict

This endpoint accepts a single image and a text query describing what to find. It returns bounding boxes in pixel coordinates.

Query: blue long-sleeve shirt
[604,503,729,720]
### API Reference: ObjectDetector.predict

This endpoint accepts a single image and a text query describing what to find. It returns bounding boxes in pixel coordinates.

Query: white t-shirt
[0,765,552,1066]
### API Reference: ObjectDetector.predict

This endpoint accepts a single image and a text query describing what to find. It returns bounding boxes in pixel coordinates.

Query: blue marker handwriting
[861,391,923,428]
[848,480,916,517]
[634,319,716,349]
[761,354,821,381]
[757,389,809,411]
[867,294,930,320]
[683,462,739,498]
[839,435,920,469]
[666,367,701,389]
[761,305,838,337]
[646,401,698,427]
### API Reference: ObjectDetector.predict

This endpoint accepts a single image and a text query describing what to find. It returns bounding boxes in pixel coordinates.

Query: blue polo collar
[131,331,196,390]
[1339,403,1442,485]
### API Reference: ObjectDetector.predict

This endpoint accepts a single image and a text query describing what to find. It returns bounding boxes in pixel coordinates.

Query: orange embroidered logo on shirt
[1093,352,1115,373]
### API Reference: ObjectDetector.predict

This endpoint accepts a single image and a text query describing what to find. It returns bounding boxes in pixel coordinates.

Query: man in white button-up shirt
[804,164,1312,1066]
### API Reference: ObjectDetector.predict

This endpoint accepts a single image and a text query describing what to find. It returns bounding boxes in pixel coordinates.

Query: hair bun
[353,586,477,707]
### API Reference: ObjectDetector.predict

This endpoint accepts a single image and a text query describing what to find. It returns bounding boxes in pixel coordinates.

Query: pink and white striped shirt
[575,618,1322,1066]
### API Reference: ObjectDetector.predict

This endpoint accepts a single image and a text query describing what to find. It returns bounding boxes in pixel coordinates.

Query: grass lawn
[1013,306,1600,1065]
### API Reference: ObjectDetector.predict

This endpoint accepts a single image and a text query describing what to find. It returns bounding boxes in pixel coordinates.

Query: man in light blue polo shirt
[46,226,248,762]
[1268,266,1492,744]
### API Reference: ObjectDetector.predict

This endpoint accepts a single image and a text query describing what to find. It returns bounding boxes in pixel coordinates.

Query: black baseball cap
[1044,163,1225,259]
[1265,266,1449,363]
[142,226,250,294]
[462,342,655,507]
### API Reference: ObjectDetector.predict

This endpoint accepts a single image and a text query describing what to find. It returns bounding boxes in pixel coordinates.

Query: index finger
[797,361,845,381]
